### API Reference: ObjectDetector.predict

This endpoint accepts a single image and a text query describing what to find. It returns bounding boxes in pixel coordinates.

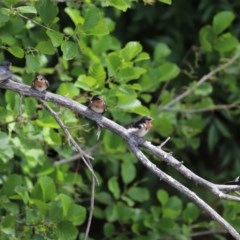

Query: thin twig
[39,100,99,184]
[55,154,82,165]
[55,142,102,165]
[160,53,240,111]
[84,175,95,240]
[163,101,240,113]
[159,137,171,148]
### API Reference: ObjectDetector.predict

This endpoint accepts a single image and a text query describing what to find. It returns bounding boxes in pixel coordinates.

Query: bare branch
[159,137,171,148]
[127,139,240,239]
[1,80,240,239]
[160,53,240,111]
[55,142,102,165]
[84,176,95,240]
[39,100,99,184]
[163,101,240,113]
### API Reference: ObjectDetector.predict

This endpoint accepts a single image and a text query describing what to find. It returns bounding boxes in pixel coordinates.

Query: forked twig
[39,100,99,184]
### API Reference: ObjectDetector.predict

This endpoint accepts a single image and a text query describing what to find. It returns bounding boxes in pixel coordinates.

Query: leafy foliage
[0,0,240,239]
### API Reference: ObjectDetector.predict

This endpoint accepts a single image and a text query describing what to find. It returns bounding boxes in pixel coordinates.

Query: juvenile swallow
[127,116,153,137]
[88,95,107,114]
[0,60,12,81]
[224,176,240,185]
[32,75,49,91]
[88,95,107,140]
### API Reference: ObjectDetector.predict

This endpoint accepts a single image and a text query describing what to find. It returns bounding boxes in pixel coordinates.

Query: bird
[88,95,107,140]
[224,176,240,185]
[88,95,107,114]
[127,116,153,137]
[32,75,49,91]
[0,60,12,81]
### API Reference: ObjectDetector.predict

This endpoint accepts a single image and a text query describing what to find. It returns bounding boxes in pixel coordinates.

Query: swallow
[127,116,153,137]
[88,95,107,114]
[88,95,107,140]
[224,176,240,185]
[0,60,12,81]
[32,75,49,91]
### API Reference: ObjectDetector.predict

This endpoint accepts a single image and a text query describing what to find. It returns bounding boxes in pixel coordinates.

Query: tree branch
[127,139,240,239]
[39,100,99,184]
[160,53,240,111]
[1,80,240,239]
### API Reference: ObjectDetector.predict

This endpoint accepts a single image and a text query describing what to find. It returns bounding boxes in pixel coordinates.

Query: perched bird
[88,95,107,114]
[32,75,49,91]
[88,95,107,140]
[224,176,240,185]
[0,60,12,81]
[127,116,153,137]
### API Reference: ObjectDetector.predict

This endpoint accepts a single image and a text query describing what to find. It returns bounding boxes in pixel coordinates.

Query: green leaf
[116,202,133,221]
[105,204,118,222]
[215,118,231,138]
[2,174,22,196]
[16,6,37,14]
[37,109,60,128]
[95,192,113,204]
[59,194,72,217]
[74,75,97,91]
[103,131,125,153]
[183,203,200,223]
[65,7,84,26]
[117,98,141,110]
[104,223,115,238]
[199,25,214,52]
[5,90,19,111]
[35,0,58,25]
[61,41,78,60]
[56,221,78,240]
[46,30,63,47]
[213,11,235,35]
[32,176,56,202]
[0,8,9,24]
[57,83,80,98]
[158,62,180,82]
[7,46,24,58]
[89,63,106,83]
[155,112,174,137]
[194,82,213,96]
[107,53,122,74]
[127,187,150,202]
[158,0,172,4]
[121,42,142,61]
[105,0,131,11]
[67,204,86,225]
[108,176,121,199]
[208,123,219,152]
[36,40,55,55]
[162,196,183,219]
[118,67,146,82]
[157,189,169,206]
[82,5,109,36]
[214,33,238,53]
[15,186,29,204]
[154,43,171,62]
[181,116,204,137]
[39,176,56,202]
[25,54,41,73]
[135,52,150,62]
[0,131,9,149]
[121,161,136,184]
